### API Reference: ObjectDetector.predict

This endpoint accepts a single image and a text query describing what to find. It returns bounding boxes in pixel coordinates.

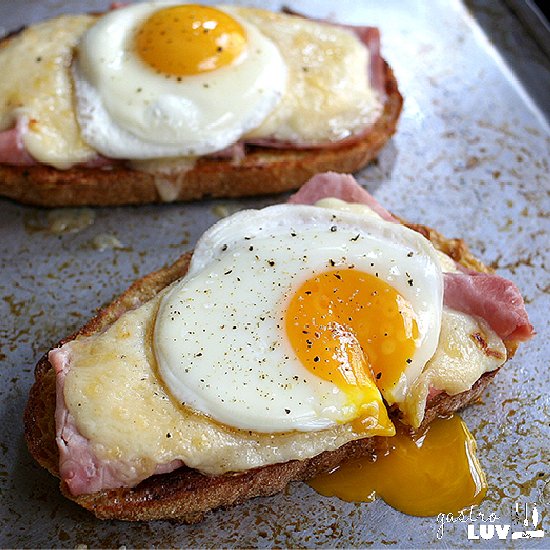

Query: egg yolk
[286,269,419,408]
[135,5,246,76]
[308,415,487,516]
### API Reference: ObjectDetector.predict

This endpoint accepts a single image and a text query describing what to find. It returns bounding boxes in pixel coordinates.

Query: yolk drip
[308,415,487,517]
[286,269,419,403]
[136,5,246,76]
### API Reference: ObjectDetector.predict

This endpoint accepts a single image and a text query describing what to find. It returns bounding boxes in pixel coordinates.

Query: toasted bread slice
[0,59,402,207]
[24,221,516,522]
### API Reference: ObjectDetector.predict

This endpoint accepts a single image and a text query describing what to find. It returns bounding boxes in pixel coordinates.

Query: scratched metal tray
[0,0,548,548]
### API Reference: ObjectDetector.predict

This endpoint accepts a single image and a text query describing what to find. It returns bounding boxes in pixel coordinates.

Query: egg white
[154,205,444,433]
[72,2,287,158]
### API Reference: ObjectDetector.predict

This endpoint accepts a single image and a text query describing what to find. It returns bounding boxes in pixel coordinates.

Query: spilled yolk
[136,5,246,76]
[308,415,487,516]
[286,269,419,420]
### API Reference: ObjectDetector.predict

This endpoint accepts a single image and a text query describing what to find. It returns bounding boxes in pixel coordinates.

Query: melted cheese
[314,197,384,219]
[128,157,198,202]
[402,307,506,427]
[242,8,381,143]
[0,15,97,168]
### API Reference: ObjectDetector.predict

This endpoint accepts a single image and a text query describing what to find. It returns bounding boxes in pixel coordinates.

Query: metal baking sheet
[1,0,548,547]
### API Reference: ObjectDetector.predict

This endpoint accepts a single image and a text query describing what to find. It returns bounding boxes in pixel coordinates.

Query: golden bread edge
[0,61,402,207]
[24,223,517,522]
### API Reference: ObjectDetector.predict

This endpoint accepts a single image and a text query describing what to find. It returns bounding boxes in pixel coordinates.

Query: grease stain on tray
[23,208,95,235]
[90,233,125,252]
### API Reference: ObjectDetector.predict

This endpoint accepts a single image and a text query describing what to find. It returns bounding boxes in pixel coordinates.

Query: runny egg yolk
[308,415,487,516]
[135,5,246,76]
[285,269,419,419]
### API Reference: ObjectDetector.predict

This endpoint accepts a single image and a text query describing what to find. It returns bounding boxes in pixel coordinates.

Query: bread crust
[0,61,402,207]
[24,222,516,522]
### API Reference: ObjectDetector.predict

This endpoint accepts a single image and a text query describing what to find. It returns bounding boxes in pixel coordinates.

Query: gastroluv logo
[467,503,544,540]
[436,502,545,541]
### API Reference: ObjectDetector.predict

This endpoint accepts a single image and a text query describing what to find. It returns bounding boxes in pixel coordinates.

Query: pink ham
[443,272,534,342]
[354,26,384,98]
[0,120,35,165]
[205,142,246,161]
[288,172,398,223]
[51,346,184,496]
[82,155,119,169]
[0,120,118,169]
[52,346,123,495]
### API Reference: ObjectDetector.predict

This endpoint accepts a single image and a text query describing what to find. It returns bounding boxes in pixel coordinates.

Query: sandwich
[24,172,534,522]
[0,3,402,207]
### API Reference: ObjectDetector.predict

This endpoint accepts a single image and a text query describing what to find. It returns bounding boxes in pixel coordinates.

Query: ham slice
[205,142,246,161]
[0,119,119,168]
[288,172,398,223]
[0,120,35,165]
[82,154,119,169]
[52,347,125,495]
[443,272,534,342]
[355,26,384,98]
[51,345,184,496]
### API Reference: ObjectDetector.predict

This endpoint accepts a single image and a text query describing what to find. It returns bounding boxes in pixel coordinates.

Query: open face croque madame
[25,173,534,521]
[0,3,402,206]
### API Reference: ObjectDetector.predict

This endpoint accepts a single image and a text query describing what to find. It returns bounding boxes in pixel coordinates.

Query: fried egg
[154,205,444,433]
[73,3,286,158]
